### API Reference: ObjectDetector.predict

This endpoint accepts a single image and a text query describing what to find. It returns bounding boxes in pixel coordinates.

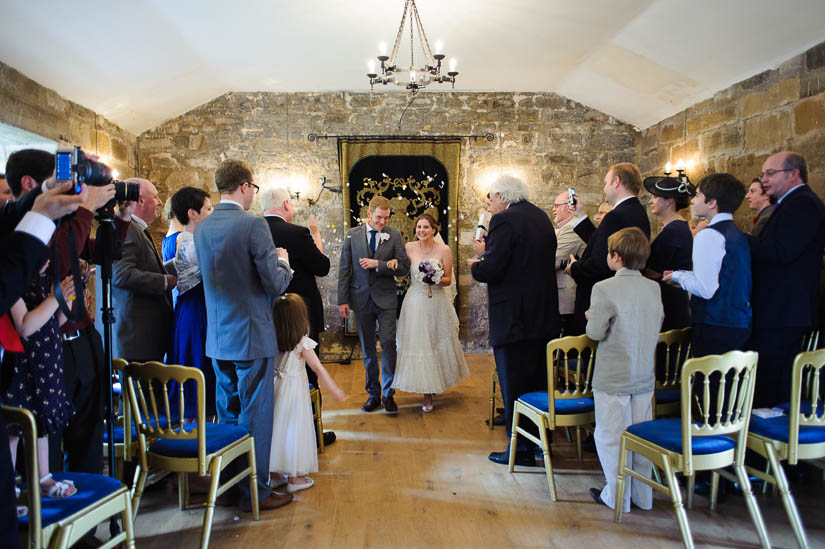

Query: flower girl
[270,294,346,492]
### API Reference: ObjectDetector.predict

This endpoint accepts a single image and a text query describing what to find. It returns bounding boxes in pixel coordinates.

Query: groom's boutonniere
[377,232,390,245]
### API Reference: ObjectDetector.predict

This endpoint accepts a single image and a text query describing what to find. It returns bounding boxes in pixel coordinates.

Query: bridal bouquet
[415,258,444,298]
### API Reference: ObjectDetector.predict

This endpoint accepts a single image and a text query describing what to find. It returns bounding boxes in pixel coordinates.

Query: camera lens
[113,181,140,202]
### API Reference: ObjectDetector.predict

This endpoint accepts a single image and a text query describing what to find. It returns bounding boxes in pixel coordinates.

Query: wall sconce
[287,174,310,202]
[663,158,694,185]
[307,176,342,207]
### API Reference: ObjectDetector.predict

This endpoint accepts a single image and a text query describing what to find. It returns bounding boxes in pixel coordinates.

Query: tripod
[94,213,122,537]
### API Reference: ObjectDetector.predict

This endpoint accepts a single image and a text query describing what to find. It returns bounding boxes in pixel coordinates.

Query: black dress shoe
[484,413,506,427]
[361,396,381,412]
[323,431,336,446]
[384,395,398,414]
[488,450,535,466]
[590,487,607,507]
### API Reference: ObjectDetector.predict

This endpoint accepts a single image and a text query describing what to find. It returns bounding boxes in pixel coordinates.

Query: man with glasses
[552,191,586,336]
[749,151,825,406]
[195,159,294,511]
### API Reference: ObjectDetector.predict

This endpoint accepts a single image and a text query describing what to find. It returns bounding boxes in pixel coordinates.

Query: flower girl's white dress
[269,336,318,476]
[392,265,470,393]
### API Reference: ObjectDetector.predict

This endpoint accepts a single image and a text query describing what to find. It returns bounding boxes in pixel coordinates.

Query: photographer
[1,180,84,547]
[51,188,132,477]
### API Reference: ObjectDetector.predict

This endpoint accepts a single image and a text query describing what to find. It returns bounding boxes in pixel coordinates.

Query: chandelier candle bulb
[449,58,457,72]
[665,161,672,175]
[368,60,376,75]
[379,41,387,56]
[435,40,443,55]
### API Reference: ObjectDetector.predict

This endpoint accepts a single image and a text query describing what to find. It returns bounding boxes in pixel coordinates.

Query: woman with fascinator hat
[642,176,695,330]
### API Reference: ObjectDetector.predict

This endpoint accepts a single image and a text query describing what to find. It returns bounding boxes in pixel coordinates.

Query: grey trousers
[355,299,397,400]
[213,355,275,503]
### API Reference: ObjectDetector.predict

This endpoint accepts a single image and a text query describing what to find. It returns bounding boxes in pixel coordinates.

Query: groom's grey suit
[338,224,409,400]
[195,201,292,503]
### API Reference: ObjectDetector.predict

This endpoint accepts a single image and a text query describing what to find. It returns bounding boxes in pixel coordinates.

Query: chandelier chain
[389,0,409,64]
[412,3,434,62]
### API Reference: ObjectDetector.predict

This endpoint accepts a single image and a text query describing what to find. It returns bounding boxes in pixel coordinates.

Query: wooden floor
[129,354,825,548]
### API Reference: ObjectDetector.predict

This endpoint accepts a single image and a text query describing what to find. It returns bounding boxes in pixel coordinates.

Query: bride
[392,213,470,412]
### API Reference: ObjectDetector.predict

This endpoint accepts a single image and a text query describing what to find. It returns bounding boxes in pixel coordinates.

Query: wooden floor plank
[129,353,825,548]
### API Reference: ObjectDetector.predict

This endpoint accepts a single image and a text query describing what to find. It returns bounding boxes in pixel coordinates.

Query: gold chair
[102,358,134,482]
[653,327,692,418]
[489,368,502,430]
[746,349,825,549]
[310,386,324,453]
[614,351,770,549]
[125,361,260,549]
[5,405,135,549]
[508,334,598,501]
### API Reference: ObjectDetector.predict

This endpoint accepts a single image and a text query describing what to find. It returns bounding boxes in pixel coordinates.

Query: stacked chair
[5,405,134,549]
[746,349,825,548]
[125,361,260,549]
[613,350,770,548]
[508,334,598,501]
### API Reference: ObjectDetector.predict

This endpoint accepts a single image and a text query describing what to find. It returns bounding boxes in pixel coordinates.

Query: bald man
[97,178,176,362]
[749,151,825,406]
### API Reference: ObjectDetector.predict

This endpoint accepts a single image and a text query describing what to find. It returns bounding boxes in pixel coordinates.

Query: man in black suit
[565,163,651,335]
[469,176,560,466]
[750,151,825,406]
[262,187,335,445]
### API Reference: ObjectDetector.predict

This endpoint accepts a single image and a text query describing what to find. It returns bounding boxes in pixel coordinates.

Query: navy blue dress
[647,219,693,331]
[3,271,74,436]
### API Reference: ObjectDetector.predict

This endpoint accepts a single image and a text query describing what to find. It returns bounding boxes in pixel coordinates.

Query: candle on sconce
[435,40,443,55]
[449,58,457,72]
[664,162,672,175]
[378,41,387,56]
[675,158,685,171]
[410,70,416,83]
[367,60,376,74]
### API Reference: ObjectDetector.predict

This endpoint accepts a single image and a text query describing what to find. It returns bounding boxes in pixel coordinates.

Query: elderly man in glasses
[552,191,586,336]
[749,151,825,407]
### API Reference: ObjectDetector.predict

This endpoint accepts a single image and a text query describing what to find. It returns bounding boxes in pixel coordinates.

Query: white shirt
[776,184,804,205]
[15,211,55,245]
[220,199,244,209]
[671,213,732,299]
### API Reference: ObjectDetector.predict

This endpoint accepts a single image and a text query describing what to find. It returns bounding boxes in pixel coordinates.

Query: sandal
[40,474,77,498]
[286,476,314,493]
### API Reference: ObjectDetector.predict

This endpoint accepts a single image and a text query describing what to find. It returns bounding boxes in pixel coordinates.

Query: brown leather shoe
[241,491,293,512]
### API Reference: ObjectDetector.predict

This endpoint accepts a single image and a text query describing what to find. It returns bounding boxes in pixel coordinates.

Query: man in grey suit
[338,195,410,414]
[195,159,294,510]
[102,178,176,362]
[552,191,586,336]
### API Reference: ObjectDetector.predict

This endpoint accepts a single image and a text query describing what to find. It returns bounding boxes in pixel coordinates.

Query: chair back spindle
[547,335,598,424]
[788,349,825,464]
[680,351,758,476]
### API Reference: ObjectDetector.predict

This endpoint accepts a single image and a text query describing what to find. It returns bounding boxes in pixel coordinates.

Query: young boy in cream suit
[585,227,663,512]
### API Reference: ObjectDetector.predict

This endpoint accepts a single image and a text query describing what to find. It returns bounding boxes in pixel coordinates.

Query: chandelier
[366,0,458,94]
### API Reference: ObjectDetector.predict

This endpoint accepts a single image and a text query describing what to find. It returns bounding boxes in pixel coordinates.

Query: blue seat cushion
[519,392,594,415]
[655,388,680,404]
[775,400,825,415]
[18,472,123,528]
[626,418,736,455]
[103,415,180,443]
[748,414,825,444]
[149,423,249,458]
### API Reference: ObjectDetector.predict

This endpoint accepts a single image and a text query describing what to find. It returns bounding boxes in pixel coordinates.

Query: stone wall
[0,60,137,178]
[639,40,825,229]
[137,91,639,358]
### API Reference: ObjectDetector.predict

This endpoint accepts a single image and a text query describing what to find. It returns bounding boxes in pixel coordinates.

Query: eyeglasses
[245,181,260,194]
[761,169,792,179]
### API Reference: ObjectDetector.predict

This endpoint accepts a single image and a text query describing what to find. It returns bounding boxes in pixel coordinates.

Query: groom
[338,195,410,414]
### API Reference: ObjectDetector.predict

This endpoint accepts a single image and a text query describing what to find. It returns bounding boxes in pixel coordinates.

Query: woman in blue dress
[642,176,694,331]
[168,187,215,420]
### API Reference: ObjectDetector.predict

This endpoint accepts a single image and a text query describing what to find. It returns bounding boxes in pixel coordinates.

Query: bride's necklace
[419,239,435,255]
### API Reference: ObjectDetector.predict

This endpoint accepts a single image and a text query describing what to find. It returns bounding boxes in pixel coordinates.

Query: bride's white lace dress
[392,263,470,393]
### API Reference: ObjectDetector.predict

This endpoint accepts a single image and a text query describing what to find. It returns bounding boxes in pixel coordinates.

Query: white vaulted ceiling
[1,0,824,134]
